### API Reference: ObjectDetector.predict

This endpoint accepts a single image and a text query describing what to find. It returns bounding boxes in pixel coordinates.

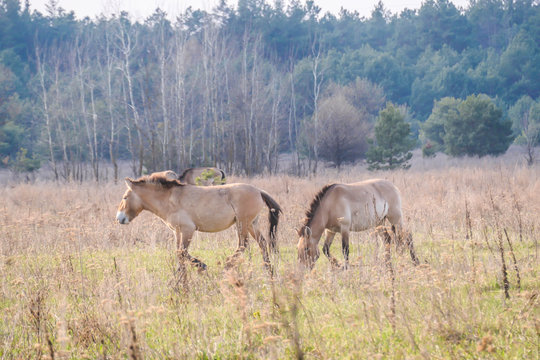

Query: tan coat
[297,179,418,268]
[117,175,280,272]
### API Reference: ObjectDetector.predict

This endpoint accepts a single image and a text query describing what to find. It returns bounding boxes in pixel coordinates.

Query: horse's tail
[219,169,226,183]
[260,191,281,253]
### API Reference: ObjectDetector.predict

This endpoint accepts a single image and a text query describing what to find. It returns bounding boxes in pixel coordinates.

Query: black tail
[260,191,281,253]
[220,170,226,183]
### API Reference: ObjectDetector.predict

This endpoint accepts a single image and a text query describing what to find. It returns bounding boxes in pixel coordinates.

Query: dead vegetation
[0,160,539,358]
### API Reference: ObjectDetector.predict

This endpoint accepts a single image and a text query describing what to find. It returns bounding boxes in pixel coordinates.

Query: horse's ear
[303,226,312,238]
[125,177,134,188]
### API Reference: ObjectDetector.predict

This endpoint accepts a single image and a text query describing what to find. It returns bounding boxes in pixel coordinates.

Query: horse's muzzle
[116,211,130,225]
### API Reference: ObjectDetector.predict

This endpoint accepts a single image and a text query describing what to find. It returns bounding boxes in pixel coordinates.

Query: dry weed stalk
[488,190,510,300]
[221,263,254,356]
[496,230,510,300]
[112,257,124,305]
[1,163,539,358]
[127,318,142,360]
[511,193,524,243]
[375,226,396,331]
[28,288,48,340]
[271,271,306,360]
[503,229,521,290]
[46,337,56,360]
[465,200,476,286]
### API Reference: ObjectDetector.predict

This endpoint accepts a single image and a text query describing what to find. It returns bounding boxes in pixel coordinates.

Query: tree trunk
[118,19,144,176]
[35,42,58,181]
[104,28,118,183]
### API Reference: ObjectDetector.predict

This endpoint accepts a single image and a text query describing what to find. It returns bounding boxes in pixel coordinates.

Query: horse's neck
[140,188,171,219]
[309,212,327,241]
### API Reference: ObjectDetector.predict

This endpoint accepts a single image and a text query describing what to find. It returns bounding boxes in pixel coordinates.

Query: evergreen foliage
[0,0,538,175]
[366,103,415,170]
[508,95,540,165]
[424,95,514,157]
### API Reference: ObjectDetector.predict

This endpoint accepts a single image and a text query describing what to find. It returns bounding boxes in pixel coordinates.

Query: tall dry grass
[0,158,539,359]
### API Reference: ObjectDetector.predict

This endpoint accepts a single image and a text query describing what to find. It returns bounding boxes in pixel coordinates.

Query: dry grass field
[1,156,539,359]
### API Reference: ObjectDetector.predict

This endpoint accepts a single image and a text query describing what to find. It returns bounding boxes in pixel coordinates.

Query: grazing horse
[297,179,419,269]
[116,174,281,273]
[178,167,226,186]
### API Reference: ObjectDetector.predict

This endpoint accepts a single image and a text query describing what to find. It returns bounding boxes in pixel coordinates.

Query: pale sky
[29,0,470,20]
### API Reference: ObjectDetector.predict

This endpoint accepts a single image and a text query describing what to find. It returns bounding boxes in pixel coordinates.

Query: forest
[0,0,539,180]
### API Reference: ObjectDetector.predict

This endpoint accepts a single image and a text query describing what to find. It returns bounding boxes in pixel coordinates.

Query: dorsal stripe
[132,174,184,188]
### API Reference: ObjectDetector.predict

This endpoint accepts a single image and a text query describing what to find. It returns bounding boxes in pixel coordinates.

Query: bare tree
[148,10,173,170]
[520,110,540,166]
[172,26,188,170]
[266,72,284,174]
[509,96,540,166]
[35,39,58,181]
[240,28,253,174]
[116,15,144,176]
[75,32,100,181]
[50,45,71,180]
[102,20,119,183]
[317,94,371,170]
[310,32,324,174]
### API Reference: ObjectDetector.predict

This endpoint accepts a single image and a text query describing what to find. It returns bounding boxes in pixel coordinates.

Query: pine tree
[444,95,513,156]
[366,103,415,170]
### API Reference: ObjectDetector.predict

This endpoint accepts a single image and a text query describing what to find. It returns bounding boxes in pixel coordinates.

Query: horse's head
[297,226,319,269]
[116,178,144,225]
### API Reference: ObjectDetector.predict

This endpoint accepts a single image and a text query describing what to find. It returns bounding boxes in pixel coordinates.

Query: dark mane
[132,174,184,188]
[301,183,337,230]
[178,168,194,181]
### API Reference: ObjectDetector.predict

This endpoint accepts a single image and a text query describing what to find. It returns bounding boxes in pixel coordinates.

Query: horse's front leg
[175,227,207,271]
[392,225,419,265]
[322,230,341,268]
[401,229,419,265]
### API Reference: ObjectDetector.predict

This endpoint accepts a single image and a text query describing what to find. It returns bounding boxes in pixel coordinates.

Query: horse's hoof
[197,263,208,272]
[225,253,242,269]
[224,258,235,270]
[265,263,274,278]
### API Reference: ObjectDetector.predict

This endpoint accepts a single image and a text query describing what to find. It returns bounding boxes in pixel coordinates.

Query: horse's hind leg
[225,221,249,268]
[322,230,340,268]
[340,229,350,270]
[248,222,273,276]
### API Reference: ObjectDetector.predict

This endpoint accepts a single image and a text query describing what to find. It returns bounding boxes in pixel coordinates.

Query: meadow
[0,155,539,359]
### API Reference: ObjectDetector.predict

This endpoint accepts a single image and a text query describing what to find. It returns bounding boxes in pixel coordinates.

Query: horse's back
[179,167,226,185]
[347,179,401,203]
[329,179,402,228]
[150,170,178,181]
[166,183,261,232]
[177,182,265,213]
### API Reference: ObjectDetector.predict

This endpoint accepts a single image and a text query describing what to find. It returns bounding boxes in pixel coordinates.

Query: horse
[178,167,226,186]
[297,179,419,269]
[149,170,178,181]
[116,174,281,273]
